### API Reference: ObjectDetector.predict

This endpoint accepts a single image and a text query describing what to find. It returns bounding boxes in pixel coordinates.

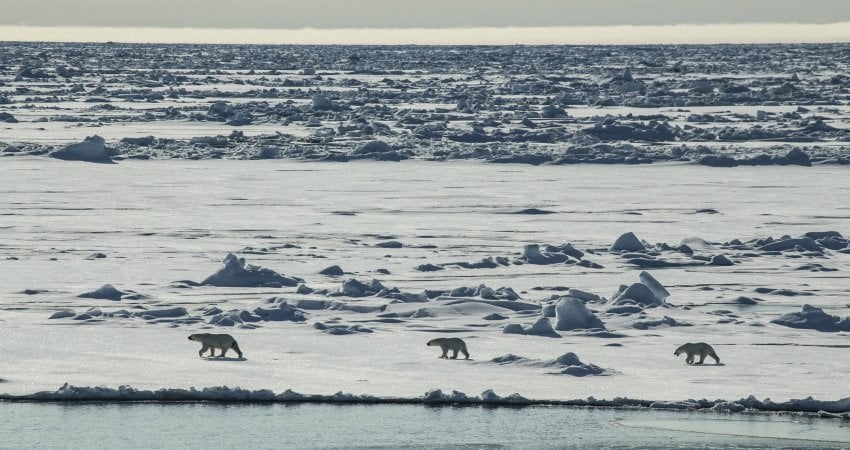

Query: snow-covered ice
[0,157,847,415]
[1,41,850,415]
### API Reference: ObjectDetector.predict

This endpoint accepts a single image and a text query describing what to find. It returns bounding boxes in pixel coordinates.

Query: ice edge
[1,384,848,417]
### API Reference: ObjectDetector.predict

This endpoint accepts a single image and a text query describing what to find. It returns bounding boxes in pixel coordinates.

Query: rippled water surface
[1,402,848,449]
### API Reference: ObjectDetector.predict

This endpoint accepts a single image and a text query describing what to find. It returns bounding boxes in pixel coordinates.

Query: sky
[2,0,850,44]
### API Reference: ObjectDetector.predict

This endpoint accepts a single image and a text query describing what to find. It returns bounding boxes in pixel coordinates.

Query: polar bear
[427,337,469,359]
[674,342,719,365]
[188,333,243,358]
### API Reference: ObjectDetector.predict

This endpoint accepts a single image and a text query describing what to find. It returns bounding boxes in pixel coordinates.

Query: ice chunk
[637,271,669,302]
[555,297,605,331]
[525,317,560,338]
[771,305,850,332]
[49,135,119,163]
[610,232,645,252]
[78,284,128,301]
[200,253,302,287]
[521,244,568,264]
[353,140,393,155]
[318,265,344,276]
[48,309,75,319]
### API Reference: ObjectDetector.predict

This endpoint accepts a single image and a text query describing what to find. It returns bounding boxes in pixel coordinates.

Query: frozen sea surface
[1,158,849,411]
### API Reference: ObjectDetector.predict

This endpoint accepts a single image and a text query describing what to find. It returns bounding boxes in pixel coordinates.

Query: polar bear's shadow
[203,357,247,362]
[688,362,725,367]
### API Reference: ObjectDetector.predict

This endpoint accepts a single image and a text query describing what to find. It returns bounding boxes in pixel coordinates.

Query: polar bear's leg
[199,344,210,357]
[440,346,448,358]
[219,347,228,358]
[450,349,459,359]
[685,354,694,364]
[696,353,706,364]
[709,350,720,364]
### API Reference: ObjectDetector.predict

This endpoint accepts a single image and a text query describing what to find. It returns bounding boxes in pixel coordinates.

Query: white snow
[48,135,118,163]
[0,158,849,415]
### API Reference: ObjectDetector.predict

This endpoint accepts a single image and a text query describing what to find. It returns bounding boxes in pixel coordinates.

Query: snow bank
[49,135,119,163]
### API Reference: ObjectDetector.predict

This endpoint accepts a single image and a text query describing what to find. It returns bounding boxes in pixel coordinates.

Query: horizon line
[2,22,850,46]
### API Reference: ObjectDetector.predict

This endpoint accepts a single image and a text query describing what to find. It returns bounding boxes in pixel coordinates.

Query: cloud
[3,23,850,45]
[2,0,849,29]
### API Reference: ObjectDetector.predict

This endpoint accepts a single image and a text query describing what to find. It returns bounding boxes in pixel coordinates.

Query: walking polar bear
[674,342,720,365]
[188,333,243,359]
[427,337,470,360]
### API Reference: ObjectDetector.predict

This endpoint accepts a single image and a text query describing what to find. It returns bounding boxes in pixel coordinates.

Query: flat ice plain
[1,43,849,420]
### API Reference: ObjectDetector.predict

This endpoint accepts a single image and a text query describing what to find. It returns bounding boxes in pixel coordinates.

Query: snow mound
[445,256,507,269]
[502,317,560,338]
[199,253,303,287]
[415,263,444,272]
[544,352,610,376]
[133,307,188,319]
[446,284,520,301]
[322,278,426,302]
[610,271,668,306]
[709,254,734,266]
[47,309,75,319]
[387,299,518,319]
[253,301,308,322]
[313,322,373,335]
[318,265,344,276]
[483,313,508,320]
[77,284,144,301]
[555,297,605,331]
[521,244,569,264]
[208,301,307,327]
[610,232,646,252]
[208,309,262,327]
[49,135,119,163]
[771,305,850,332]
[422,389,530,405]
[48,306,190,322]
[759,237,821,252]
[330,278,386,297]
[632,316,690,330]
[488,352,610,376]
[353,140,393,155]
